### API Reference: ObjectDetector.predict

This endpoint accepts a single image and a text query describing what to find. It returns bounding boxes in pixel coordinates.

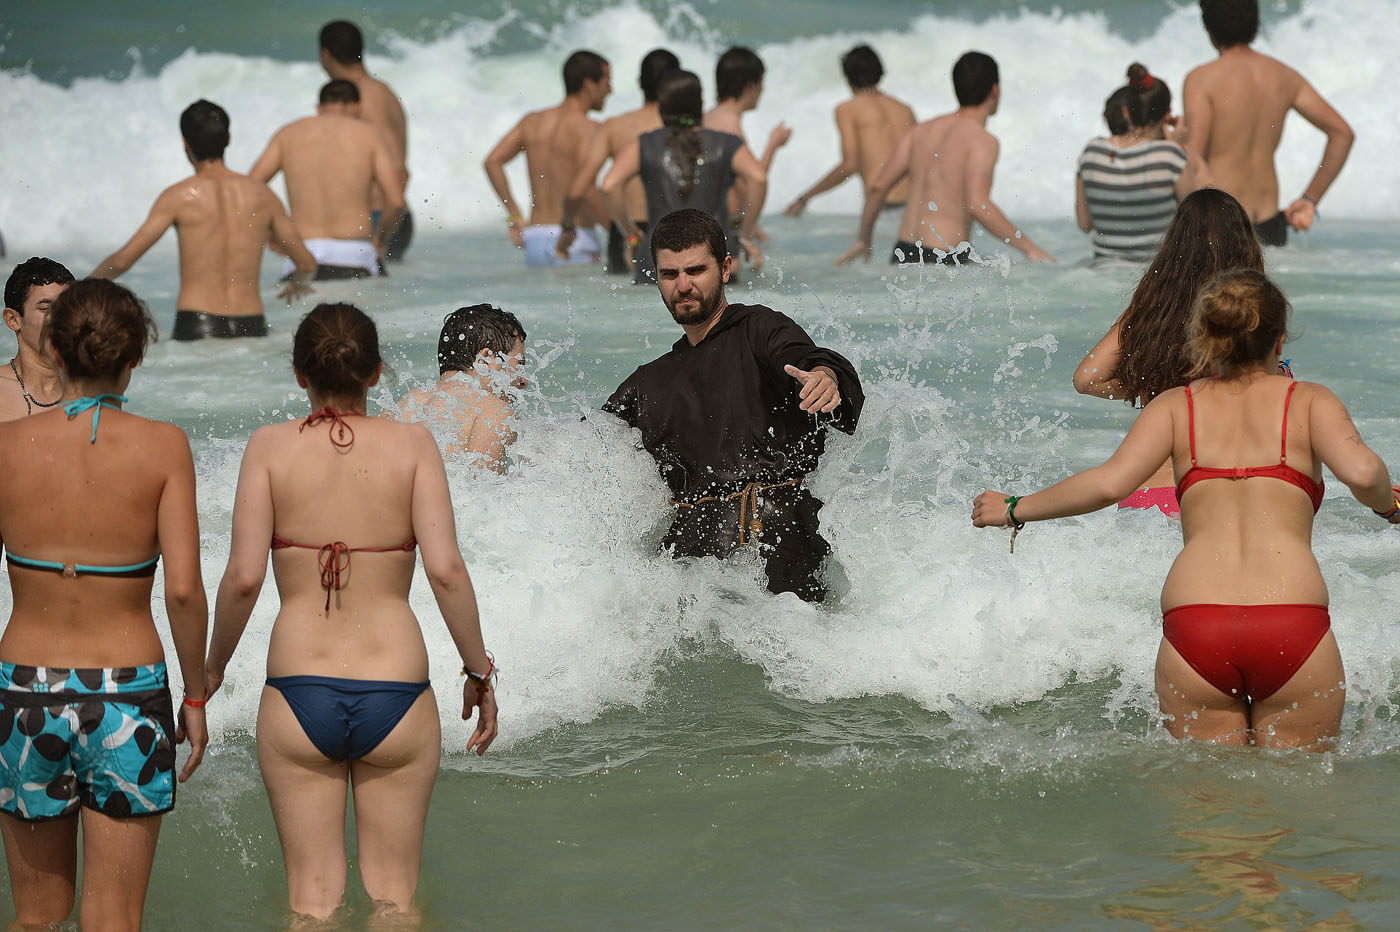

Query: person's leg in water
[1155,637,1251,745]
[78,810,163,932]
[0,815,78,926]
[349,689,441,918]
[1249,631,1345,750]
[257,685,351,920]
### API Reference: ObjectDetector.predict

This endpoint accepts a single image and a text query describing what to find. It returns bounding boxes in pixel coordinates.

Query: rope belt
[670,477,802,546]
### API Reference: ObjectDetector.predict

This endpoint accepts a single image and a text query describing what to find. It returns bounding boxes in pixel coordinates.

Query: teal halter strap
[64,394,128,444]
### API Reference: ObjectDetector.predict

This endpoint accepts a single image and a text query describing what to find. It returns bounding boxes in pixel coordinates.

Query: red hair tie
[1132,74,1155,91]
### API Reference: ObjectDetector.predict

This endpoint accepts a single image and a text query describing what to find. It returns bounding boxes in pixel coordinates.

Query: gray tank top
[635,128,743,282]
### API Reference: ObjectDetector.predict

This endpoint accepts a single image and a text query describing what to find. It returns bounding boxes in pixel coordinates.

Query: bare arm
[1283,81,1355,231]
[248,133,283,184]
[409,426,497,754]
[1307,384,1395,514]
[1180,70,1212,164]
[268,192,317,303]
[972,392,1176,527]
[1074,174,1092,233]
[599,139,642,239]
[731,144,768,269]
[92,189,179,278]
[966,136,1054,262]
[155,427,209,781]
[370,133,406,254]
[206,429,273,690]
[561,125,612,228]
[483,119,528,233]
[787,106,859,216]
[837,130,911,265]
[1073,320,1126,398]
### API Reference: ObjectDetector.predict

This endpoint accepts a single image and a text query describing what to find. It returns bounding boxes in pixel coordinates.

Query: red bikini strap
[1280,381,1298,464]
[1184,383,1198,466]
[301,407,356,452]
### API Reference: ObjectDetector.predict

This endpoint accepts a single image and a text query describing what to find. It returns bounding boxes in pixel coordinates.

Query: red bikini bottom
[1162,603,1331,702]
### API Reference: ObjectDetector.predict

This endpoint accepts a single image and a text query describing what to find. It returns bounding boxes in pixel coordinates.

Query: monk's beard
[666,284,723,326]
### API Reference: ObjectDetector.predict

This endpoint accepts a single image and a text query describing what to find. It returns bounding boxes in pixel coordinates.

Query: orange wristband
[182,694,208,709]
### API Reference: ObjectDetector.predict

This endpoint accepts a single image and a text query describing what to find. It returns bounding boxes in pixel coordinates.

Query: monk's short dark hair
[716,47,764,101]
[952,51,998,106]
[319,20,363,64]
[319,79,360,106]
[180,99,230,162]
[5,257,74,316]
[563,50,608,95]
[1201,0,1259,48]
[639,48,681,102]
[842,45,883,89]
[438,305,526,376]
[650,208,728,268]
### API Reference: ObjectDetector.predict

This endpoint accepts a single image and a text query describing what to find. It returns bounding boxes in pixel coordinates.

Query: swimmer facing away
[205,303,497,921]
[976,270,1400,750]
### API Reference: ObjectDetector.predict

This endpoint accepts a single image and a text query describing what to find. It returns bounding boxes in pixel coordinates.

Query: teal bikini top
[4,393,159,577]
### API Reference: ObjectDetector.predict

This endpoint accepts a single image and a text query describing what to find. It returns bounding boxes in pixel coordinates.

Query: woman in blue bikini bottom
[205,303,497,922]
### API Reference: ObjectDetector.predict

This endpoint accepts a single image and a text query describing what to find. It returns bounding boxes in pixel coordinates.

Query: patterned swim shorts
[0,662,176,821]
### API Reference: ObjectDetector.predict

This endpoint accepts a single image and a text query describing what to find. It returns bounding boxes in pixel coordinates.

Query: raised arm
[154,425,209,782]
[836,130,911,265]
[966,135,1054,262]
[409,426,498,754]
[787,105,859,216]
[1073,319,1127,398]
[91,188,179,278]
[206,428,274,695]
[1306,384,1396,516]
[483,118,528,245]
[973,391,1176,527]
[1283,81,1355,231]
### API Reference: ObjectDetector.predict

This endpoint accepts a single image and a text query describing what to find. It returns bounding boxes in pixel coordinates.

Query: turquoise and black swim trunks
[0,662,176,821]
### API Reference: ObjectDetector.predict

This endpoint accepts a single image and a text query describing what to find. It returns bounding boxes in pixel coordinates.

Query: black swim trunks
[891,241,973,266]
[606,220,649,276]
[378,208,414,263]
[1254,211,1288,247]
[172,311,269,341]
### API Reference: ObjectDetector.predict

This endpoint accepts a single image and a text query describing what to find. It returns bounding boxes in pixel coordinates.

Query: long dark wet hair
[1107,188,1264,406]
[657,69,704,202]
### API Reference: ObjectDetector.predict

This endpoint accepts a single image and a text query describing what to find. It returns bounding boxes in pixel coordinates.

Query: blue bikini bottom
[265,675,429,762]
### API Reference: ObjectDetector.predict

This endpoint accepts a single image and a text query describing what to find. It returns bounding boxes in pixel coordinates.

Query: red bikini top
[1175,380,1324,513]
[271,536,418,612]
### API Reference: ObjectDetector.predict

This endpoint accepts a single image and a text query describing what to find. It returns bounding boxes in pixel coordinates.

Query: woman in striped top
[1076,64,1197,263]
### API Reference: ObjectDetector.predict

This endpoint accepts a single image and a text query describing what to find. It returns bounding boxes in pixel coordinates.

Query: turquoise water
[4,0,1400,928]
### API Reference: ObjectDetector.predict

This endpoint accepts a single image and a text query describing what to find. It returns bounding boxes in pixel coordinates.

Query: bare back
[398,378,515,471]
[521,106,602,225]
[1163,377,1326,607]
[350,73,408,209]
[897,113,992,247]
[0,410,188,666]
[604,107,663,222]
[250,416,429,680]
[841,92,916,203]
[1184,50,1304,221]
[168,170,288,316]
[256,114,388,240]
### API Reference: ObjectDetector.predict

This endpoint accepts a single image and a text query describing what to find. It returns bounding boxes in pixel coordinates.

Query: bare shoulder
[138,418,195,465]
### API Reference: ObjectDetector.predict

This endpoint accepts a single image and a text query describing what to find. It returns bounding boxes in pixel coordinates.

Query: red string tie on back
[302,406,356,451]
[271,536,418,613]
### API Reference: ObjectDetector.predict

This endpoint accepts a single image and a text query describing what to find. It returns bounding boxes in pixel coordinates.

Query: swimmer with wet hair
[206,301,497,922]
[975,269,1400,751]
[396,304,528,472]
[704,46,790,248]
[0,278,209,930]
[2,256,73,420]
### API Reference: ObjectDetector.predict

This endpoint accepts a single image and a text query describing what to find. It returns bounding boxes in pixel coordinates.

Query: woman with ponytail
[601,68,767,283]
[205,302,497,921]
[974,270,1400,750]
[0,279,207,929]
[1076,63,1201,262]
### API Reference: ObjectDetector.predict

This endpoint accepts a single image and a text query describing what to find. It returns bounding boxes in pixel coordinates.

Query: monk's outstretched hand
[785,364,841,414]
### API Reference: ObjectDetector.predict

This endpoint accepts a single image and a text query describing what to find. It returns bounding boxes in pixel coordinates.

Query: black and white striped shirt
[1077,138,1187,262]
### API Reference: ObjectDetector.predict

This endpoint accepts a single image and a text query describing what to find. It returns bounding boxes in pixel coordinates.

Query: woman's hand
[464,683,498,756]
[972,490,1012,527]
[175,703,208,783]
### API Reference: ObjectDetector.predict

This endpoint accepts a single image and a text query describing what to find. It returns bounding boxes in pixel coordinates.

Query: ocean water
[3,1,1400,929]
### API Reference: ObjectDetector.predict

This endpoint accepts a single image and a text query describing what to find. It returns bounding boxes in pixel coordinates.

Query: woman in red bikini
[1073,188,1264,517]
[204,303,497,920]
[976,270,1400,749]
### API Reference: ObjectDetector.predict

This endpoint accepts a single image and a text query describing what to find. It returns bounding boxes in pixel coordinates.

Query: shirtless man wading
[0,257,72,420]
[318,20,413,261]
[251,81,405,280]
[838,51,1053,267]
[483,50,612,267]
[93,100,316,340]
[785,45,916,218]
[1182,0,1353,246]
